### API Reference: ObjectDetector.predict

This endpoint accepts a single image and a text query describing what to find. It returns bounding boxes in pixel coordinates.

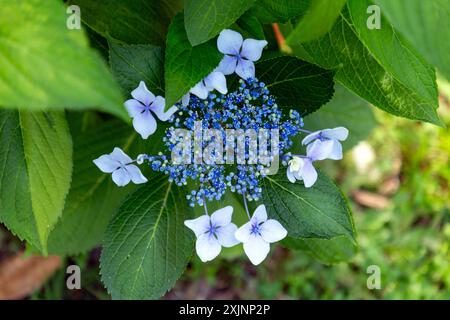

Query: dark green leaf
[164,14,222,110]
[0,0,127,120]
[184,0,256,45]
[251,0,311,23]
[257,56,335,115]
[100,175,194,299]
[236,11,265,40]
[0,110,72,253]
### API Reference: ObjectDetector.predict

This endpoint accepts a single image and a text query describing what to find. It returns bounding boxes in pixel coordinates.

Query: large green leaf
[68,0,182,46]
[164,14,222,110]
[304,85,377,149]
[48,120,167,255]
[0,110,72,253]
[257,56,334,115]
[287,0,347,43]
[100,175,194,299]
[348,0,438,114]
[109,42,165,96]
[185,0,256,45]
[295,9,442,125]
[261,171,357,263]
[251,0,311,23]
[0,0,127,121]
[375,0,450,82]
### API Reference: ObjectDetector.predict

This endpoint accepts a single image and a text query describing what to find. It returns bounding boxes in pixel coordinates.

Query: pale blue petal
[251,204,268,224]
[190,81,209,99]
[216,223,239,247]
[301,131,321,145]
[131,81,155,106]
[93,155,120,173]
[112,168,131,187]
[217,29,243,55]
[300,159,317,188]
[306,139,334,161]
[124,99,144,118]
[184,215,210,237]
[210,206,233,227]
[196,233,222,262]
[240,39,268,61]
[243,234,270,265]
[322,127,349,141]
[125,164,148,184]
[181,93,190,107]
[327,140,343,160]
[286,166,296,183]
[110,147,132,164]
[218,55,238,75]
[235,59,255,79]
[158,105,178,122]
[235,221,252,243]
[204,71,227,94]
[260,219,287,243]
[150,96,166,121]
[132,110,157,139]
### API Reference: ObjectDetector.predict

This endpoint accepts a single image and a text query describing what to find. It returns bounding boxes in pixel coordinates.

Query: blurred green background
[1,81,449,300]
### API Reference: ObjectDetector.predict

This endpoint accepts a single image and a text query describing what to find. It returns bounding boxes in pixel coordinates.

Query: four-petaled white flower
[184,206,239,262]
[235,205,287,265]
[287,139,334,187]
[190,71,228,99]
[217,29,268,80]
[302,127,349,160]
[124,81,176,139]
[93,147,147,187]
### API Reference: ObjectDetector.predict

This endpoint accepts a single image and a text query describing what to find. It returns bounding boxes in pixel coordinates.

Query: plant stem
[242,193,251,220]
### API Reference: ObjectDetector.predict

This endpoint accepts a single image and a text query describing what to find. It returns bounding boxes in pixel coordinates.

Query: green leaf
[184,0,256,45]
[236,11,265,40]
[48,120,167,255]
[347,0,438,117]
[257,56,335,115]
[261,170,356,263]
[164,14,222,110]
[251,0,311,23]
[287,0,347,43]
[0,0,127,121]
[68,0,182,46]
[375,0,450,82]
[0,110,72,253]
[304,85,377,149]
[295,9,442,125]
[100,175,194,299]
[109,42,165,96]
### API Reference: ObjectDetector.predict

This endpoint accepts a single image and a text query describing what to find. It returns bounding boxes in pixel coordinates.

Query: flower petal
[306,139,334,161]
[218,55,238,75]
[240,39,268,61]
[251,204,268,224]
[149,96,166,121]
[181,93,190,107]
[112,168,131,187]
[327,140,343,160]
[260,219,287,243]
[132,110,157,139]
[204,71,227,94]
[196,234,222,262]
[110,147,133,164]
[301,131,321,145]
[243,235,270,265]
[125,164,148,184]
[286,166,296,183]
[93,155,120,173]
[234,221,252,243]
[131,81,155,106]
[322,127,349,141]
[158,105,178,122]
[124,99,144,118]
[300,159,317,188]
[184,215,210,237]
[216,223,239,247]
[210,206,233,227]
[190,81,209,99]
[217,29,243,55]
[235,59,255,80]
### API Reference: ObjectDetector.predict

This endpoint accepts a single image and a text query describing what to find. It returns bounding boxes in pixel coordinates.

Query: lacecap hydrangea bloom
[93,29,348,265]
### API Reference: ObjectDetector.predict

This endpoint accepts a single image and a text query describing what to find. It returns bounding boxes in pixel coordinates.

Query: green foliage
[292,8,442,126]
[0,110,72,252]
[251,0,311,23]
[0,0,127,121]
[376,0,450,82]
[236,11,265,40]
[68,0,183,46]
[164,14,222,110]
[304,85,376,149]
[100,175,194,299]
[257,56,335,115]
[185,0,256,45]
[261,171,357,263]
